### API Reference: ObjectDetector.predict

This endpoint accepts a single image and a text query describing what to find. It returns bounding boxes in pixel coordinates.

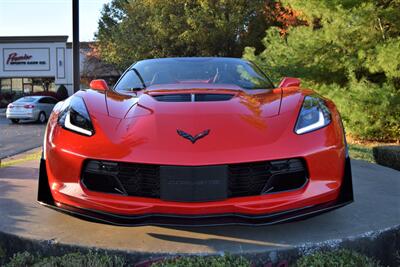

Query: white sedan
[6,96,58,124]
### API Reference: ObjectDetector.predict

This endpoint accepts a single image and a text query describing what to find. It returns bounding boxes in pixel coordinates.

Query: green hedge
[312,81,400,142]
[4,251,125,267]
[373,146,400,171]
[0,249,384,267]
[296,249,381,267]
[151,255,250,267]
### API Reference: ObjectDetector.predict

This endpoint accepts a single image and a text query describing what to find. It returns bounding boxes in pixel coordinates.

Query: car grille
[81,159,308,201]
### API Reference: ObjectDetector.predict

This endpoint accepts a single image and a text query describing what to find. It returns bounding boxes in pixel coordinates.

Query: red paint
[44,81,347,217]
[278,77,301,88]
[89,79,109,91]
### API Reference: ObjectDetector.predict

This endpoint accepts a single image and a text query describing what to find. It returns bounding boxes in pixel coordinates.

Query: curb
[0,225,399,266]
[0,146,42,161]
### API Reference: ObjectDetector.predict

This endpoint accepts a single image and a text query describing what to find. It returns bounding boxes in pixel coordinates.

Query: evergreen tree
[245,0,400,141]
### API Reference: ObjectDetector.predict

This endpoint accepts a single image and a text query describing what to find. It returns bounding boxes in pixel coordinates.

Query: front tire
[37,112,46,124]
[10,119,19,124]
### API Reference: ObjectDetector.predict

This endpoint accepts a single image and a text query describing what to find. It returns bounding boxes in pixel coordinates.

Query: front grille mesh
[81,158,307,200]
[118,163,160,198]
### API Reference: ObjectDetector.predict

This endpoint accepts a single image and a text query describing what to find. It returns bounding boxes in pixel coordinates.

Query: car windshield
[15,97,36,103]
[114,58,274,92]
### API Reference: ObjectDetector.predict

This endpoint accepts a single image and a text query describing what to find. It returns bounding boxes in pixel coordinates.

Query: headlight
[58,96,94,136]
[295,96,331,134]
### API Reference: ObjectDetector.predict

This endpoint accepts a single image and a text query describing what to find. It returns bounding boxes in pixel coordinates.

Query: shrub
[0,95,7,108]
[0,91,16,108]
[4,251,36,267]
[4,251,125,267]
[56,85,69,100]
[0,245,5,264]
[312,80,400,142]
[373,146,400,171]
[151,255,251,267]
[296,249,381,267]
[348,144,374,163]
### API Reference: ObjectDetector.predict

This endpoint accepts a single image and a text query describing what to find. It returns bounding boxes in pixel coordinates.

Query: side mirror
[278,77,301,88]
[89,79,109,91]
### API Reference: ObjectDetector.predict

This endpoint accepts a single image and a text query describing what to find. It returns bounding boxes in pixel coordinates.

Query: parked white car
[6,96,58,124]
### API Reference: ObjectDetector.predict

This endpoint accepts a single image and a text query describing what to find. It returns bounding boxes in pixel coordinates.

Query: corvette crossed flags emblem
[177,129,210,144]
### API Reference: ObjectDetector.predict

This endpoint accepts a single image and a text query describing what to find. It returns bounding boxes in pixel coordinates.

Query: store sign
[3,48,50,71]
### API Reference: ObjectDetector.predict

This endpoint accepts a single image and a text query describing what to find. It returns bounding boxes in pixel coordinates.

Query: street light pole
[72,0,80,92]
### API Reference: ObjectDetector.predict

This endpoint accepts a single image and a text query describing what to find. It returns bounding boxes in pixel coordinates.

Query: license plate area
[160,165,228,202]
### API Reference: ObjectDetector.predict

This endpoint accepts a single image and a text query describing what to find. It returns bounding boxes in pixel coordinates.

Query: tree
[95,0,271,69]
[244,0,400,141]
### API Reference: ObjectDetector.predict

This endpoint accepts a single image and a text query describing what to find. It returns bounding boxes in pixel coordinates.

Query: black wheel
[37,112,46,124]
[10,119,19,124]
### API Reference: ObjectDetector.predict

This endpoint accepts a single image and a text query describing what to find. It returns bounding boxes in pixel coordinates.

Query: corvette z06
[38,57,353,226]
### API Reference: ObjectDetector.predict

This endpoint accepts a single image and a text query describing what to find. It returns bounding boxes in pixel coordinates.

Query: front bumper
[38,157,353,226]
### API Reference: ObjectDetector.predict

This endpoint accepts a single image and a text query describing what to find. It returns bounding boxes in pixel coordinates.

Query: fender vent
[153,94,234,102]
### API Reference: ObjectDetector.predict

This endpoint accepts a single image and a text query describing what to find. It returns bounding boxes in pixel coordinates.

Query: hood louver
[153,94,234,102]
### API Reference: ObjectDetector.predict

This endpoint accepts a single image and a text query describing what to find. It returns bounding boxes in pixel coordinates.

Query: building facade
[0,36,120,107]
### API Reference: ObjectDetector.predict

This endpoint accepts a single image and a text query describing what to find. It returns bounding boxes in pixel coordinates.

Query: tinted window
[114,70,144,91]
[114,58,274,92]
[47,97,58,104]
[39,97,58,104]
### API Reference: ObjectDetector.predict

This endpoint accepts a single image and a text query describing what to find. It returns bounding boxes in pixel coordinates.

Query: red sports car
[38,57,353,226]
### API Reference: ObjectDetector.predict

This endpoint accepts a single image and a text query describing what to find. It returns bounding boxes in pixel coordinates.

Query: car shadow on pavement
[147,232,292,251]
[149,210,345,251]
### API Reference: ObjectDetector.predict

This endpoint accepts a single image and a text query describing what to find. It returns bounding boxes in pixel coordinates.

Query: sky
[0,0,111,41]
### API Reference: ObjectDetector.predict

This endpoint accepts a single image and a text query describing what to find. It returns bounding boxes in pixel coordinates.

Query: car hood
[106,84,282,119]
[79,84,305,164]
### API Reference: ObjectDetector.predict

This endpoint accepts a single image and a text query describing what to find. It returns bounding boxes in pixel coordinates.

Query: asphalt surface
[0,154,398,254]
[0,114,45,159]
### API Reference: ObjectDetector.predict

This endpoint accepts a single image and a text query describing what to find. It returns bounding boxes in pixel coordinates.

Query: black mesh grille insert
[81,159,307,200]
[153,94,234,102]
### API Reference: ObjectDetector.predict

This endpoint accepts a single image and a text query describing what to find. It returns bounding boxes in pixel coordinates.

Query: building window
[33,79,43,93]
[0,78,12,93]
[23,78,33,94]
[12,78,23,96]
[0,77,55,95]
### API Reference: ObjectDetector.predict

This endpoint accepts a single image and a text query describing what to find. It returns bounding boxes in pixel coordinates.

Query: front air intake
[153,94,191,102]
[81,158,308,201]
[153,94,234,102]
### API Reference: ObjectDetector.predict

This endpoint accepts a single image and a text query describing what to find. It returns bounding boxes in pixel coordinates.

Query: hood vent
[153,94,234,102]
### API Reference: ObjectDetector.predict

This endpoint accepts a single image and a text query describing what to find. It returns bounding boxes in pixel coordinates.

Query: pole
[72,0,80,92]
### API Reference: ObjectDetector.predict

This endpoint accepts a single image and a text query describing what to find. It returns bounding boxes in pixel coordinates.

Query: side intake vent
[153,94,234,102]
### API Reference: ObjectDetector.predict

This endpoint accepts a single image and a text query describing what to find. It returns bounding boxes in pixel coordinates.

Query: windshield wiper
[132,68,147,89]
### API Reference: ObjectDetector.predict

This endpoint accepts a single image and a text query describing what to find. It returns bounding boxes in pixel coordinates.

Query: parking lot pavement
[0,114,45,159]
